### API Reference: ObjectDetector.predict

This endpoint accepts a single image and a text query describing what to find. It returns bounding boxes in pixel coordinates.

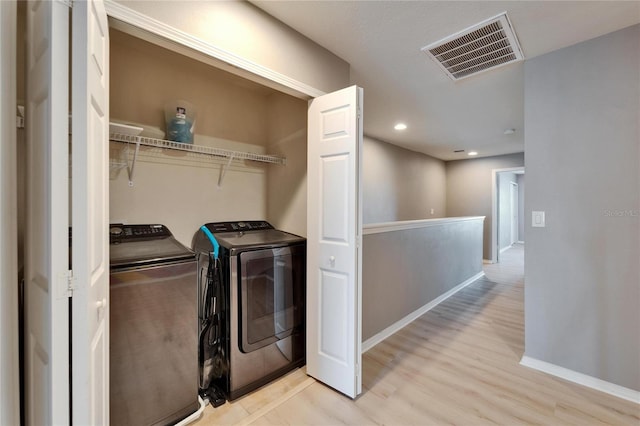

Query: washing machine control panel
[110,224,171,244]
[206,221,273,233]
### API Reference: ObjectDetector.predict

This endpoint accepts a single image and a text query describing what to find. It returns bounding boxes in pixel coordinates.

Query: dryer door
[238,245,305,353]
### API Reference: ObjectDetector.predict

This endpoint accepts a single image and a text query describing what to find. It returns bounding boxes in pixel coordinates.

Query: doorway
[491,167,524,263]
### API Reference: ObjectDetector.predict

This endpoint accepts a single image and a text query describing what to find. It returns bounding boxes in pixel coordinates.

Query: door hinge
[66,270,76,297]
[16,106,24,129]
[357,108,362,119]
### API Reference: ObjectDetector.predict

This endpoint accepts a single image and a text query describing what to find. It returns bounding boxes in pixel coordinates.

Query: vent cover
[422,12,524,81]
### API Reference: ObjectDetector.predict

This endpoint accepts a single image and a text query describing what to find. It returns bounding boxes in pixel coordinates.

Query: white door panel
[307,86,362,398]
[72,0,110,424]
[24,1,70,424]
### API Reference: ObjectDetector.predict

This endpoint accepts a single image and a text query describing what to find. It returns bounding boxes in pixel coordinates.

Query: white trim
[516,241,525,245]
[483,259,495,264]
[520,356,640,404]
[499,245,512,254]
[491,166,524,263]
[362,271,485,352]
[104,0,325,99]
[363,216,485,236]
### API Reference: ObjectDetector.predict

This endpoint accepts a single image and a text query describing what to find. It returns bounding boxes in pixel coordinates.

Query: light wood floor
[196,244,639,425]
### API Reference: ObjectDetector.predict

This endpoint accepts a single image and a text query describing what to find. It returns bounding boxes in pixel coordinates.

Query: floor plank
[196,244,640,425]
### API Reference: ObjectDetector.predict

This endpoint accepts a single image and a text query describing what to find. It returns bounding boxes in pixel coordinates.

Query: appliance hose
[200,225,219,260]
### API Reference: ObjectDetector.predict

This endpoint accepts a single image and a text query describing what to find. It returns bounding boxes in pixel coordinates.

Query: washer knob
[110,227,123,236]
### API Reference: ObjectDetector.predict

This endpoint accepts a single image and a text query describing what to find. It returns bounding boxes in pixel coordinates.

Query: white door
[71,0,110,424]
[307,85,363,398]
[24,1,70,424]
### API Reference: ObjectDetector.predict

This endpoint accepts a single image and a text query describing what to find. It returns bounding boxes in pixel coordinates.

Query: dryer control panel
[205,221,273,233]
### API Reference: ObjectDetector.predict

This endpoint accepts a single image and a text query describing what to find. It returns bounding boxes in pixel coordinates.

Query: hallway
[197,244,639,425]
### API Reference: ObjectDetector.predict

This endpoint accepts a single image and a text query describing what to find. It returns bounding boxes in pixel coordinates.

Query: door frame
[510,182,518,246]
[491,167,524,263]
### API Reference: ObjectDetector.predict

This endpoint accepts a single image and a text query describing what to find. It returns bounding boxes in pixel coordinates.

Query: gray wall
[524,25,639,391]
[498,172,517,250]
[362,218,484,341]
[446,153,525,260]
[363,136,446,224]
[517,174,525,242]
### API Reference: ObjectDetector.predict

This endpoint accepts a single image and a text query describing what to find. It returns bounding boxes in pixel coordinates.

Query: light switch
[532,211,545,227]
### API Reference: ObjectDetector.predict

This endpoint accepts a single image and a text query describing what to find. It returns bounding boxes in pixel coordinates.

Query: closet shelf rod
[109,133,286,165]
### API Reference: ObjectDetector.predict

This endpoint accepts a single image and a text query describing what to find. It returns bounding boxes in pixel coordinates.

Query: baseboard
[499,245,512,254]
[483,259,494,264]
[520,356,640,404]
[362,271,485,353]
[516,241,524,245]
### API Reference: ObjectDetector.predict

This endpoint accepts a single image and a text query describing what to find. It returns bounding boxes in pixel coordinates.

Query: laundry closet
[106,22,316,422]
[108,28,308,246]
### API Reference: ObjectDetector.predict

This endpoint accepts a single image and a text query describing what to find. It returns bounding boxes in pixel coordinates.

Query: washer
[193,221,306,401]
[109,224,198,426]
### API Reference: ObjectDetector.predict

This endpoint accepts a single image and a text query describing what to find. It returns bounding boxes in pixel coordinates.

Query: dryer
[193,221,306,401]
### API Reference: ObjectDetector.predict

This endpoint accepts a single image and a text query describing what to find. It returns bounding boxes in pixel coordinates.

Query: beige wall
[114,0,350,95]
[363,136,446,224]
[110,29,273,145]
[446,153,525,260]
[109,30,287,246]
[266,93,308,237]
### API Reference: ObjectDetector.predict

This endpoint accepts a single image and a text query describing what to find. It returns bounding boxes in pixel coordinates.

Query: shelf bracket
[218,154,235,187]
[126,139,141,187]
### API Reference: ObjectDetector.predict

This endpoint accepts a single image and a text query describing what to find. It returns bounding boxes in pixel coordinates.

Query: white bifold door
[71,0,110,424]
[24,0,109,424]
[307,85,363,398]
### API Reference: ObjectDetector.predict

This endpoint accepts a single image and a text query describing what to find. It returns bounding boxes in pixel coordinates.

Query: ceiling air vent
[422,12,524,81]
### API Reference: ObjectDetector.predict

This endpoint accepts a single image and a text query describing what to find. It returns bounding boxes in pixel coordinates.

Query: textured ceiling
[251,1,640,160]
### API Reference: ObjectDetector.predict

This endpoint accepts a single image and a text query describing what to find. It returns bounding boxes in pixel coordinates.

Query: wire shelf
[109,133,286,165]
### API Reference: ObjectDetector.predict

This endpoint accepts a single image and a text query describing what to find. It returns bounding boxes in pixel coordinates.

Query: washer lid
[213,229,305,251]
[110,236,194,268]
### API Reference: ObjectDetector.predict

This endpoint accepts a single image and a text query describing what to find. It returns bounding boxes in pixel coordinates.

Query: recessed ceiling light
[394,123,407,131]
[468,151,478,156]
[503,128,516,135]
